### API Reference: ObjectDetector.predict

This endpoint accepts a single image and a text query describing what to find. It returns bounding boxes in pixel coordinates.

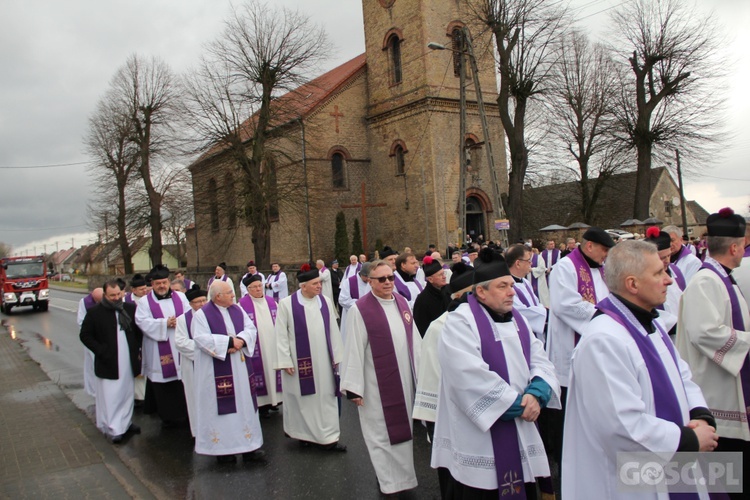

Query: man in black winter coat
[412,256,450,336]
[80,279,143,443]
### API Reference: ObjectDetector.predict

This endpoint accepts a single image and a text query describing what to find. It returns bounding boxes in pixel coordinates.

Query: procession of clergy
[78,206,750,499]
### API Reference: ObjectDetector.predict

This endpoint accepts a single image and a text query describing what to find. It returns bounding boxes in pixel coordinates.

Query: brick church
[187,0,508,269]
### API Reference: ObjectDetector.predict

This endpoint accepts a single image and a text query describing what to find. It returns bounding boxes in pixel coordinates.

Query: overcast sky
[1,0,747,254]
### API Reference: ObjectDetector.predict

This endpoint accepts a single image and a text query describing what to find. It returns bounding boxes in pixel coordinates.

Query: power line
[0,224,89,232]
[0,161,90,169]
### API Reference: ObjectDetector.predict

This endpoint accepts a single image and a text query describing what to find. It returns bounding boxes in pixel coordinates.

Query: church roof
[193,53,367,168]
[687,200,710,225]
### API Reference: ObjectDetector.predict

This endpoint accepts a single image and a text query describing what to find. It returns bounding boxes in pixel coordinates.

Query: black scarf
[100,297,134,335]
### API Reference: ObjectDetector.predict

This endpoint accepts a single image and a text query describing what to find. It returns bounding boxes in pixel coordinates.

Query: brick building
[187,0,508,270]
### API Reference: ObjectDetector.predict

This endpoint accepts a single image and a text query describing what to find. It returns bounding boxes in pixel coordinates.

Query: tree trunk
[116,183,133,274]
[506,146,528,244]
[633,139,652,220]
[252,223,271,269]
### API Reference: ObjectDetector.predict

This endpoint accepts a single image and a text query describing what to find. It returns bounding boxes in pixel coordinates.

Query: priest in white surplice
[338,262,372,344]
[274,264,345,451]
[317,259,338,319]
[239,274,283,416]
[265,263,288,302]
[664,225,703,283]
[174,284,208,437]
[135,264,191,427]
[341,260,421,495]
[207,262,235,303]
[507,244,548,342]
[342,255,362,280]
[545,226,614,466]
[190,281,265,464]
[239,260,265,298]
[644,227,685,334]
[563,240,718,500]
[676,208,750,498]
[78,287,103,398]
[432,249,560,499]
[393,252,423,310]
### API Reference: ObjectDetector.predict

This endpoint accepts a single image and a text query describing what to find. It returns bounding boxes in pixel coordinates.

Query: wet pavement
[1,291,443,499]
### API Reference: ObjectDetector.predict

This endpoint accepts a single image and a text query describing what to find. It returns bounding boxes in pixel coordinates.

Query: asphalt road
[1,289,442,499]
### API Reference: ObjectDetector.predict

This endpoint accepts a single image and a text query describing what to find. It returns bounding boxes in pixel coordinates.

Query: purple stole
[541,249,560,285]
[271,272,282,302]
[701,258,750,430]
[208,274,228,288]
[514,278,539,308]
[146,293,184,379]
[124,292,135,305]
[238,295,282,396]
[202,301,257,413]
[669,263,686,291]
[529,253,540,298]
[83,293,96,310]
[184,278,193,290]
[566,248,604,345]
[356,292,415,445]
[348,275,361,300]
[467,294,531,498]
[394,273,422,301]
[185,310,194,339]
[674,245,692,266]
[290,291,337,396]
[744,246,750,258]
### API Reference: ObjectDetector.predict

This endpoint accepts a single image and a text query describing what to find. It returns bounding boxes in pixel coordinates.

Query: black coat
[412,283,451,337]
[79,302,143,380]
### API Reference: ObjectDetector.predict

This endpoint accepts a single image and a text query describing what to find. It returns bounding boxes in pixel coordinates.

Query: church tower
[361,0,508,251]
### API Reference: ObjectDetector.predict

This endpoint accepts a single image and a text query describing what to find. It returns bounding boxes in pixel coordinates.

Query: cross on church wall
[329,105,344,133]
[341,182,387,252]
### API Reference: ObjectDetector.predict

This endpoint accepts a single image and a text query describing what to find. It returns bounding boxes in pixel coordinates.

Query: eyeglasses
[518,258,532,263]
[371,275,395,283]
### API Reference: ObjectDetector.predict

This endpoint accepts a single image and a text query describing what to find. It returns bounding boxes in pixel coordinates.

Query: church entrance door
[466,196,485,241]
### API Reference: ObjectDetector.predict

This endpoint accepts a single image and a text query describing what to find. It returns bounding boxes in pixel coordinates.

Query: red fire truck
[0,256,50,314]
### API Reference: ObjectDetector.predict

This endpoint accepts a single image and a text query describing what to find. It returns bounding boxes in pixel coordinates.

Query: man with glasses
[506,244,547,342]
[190,280,266,464]
[275,264,345,451]
[341,260,421,496]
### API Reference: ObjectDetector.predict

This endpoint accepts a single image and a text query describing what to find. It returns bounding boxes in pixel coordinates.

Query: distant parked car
[606,229,635,241]
[50,273,72,281]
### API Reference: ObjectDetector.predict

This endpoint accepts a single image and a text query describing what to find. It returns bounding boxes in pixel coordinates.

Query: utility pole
[458,31,468,249]
[675,149,689,237]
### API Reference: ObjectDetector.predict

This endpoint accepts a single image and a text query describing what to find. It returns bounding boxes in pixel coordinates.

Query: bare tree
[161,167,194,266]
[181,2,330,268]
[609,0,725,219]
[84,93,141,273]
[547,31,626,223]
[475,0,569,242]
[111,54,180,266]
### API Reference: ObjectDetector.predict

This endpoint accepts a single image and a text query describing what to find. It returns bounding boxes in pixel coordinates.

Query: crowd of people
[77,207,750,498]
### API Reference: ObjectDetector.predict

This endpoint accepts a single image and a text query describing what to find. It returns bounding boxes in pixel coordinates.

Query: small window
[208,178,219,232]
[664,200,672,216]
[452,28,463,78]
[395,145,406,176]
[225,172,237,228]
[388,35,402,85]
[332,153,346,188]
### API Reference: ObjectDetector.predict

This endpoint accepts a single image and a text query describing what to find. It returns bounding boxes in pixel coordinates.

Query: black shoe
[216,455,237,464]
[127,424,141,435]
[111,435,124,444]
[322,442,347,452]
[269,405,280,413]
[242,449,267,462]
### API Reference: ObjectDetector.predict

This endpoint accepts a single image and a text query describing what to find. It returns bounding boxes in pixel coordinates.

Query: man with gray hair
[677,208,749,497]
[563,240,717,499]
[663,225,702,283]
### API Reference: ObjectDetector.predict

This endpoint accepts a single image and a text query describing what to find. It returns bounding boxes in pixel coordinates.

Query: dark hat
[130,273,146,288]
[706,207,746,238]
[246,260,256,267]
[149,264,170,280]
[644,227,671,251]
[332,259,338,265]
[116,277,127,290]
[467,247,478,255]
[380,246,398,259]
[473,248,510,284]
[449,262,475,293]
[242,274,263,287]
[422,255,442,278]
[185,283,207,302]
[145,273,153,286]
[217,262,227,271]
[297,263,319,283]
[582,227,616,248]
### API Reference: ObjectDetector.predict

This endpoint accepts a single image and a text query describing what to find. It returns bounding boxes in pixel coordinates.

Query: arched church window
[208,178,219,232]
[332,152,346,189]
[388,34,402,85]
[225,171,237,228]
[394,145,405,176]
[452,28,463,77]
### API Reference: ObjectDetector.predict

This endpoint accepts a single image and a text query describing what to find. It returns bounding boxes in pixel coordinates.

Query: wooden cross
[341,182,387,252]
[329,105,344,133]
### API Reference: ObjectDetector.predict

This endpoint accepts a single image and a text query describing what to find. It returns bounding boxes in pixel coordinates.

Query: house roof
[686,200,710,225]
[522,168,669,237]
[193,53,367,168]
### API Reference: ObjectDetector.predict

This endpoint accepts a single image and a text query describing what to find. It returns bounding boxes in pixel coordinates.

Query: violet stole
[700,258,750,429]
[202,301,257,413]
[529,253,540,297]
[467,294,531,498]
[185,310,194,339]
[356,292,415,445]
[290,291,337,396]
[566,248,604,345]
[146,293,184,379]
[238,295,282,396]
[541,249,560,285]
[83,293,96,310]
[744,246,750,258]
[207,274,228,288]
[669,263,687,291]
[124,293,134,304]
[394,274,422,300]
[348,275,361,300]
[184,279,193,290]
[271,272,282,302]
